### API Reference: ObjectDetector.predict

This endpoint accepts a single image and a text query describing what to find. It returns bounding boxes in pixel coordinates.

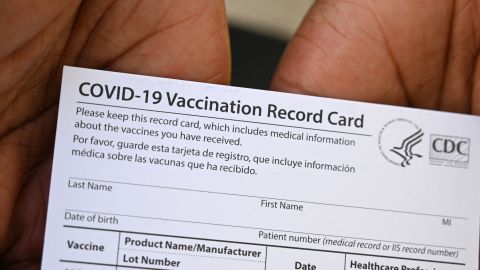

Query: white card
[42,66,480,270]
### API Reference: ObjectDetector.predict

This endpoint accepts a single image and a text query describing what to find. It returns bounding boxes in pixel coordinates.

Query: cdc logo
[429,135,470,167]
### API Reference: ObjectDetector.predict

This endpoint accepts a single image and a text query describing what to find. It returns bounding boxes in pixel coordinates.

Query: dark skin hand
[0,0,479,269]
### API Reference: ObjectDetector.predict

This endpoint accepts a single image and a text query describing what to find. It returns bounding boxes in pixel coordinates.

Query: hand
[272,0,480,114]
[1,1,478,269]
[0,0,230,269]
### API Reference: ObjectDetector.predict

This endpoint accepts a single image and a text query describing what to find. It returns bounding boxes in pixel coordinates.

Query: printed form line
[63,225,466,266]
[76,101,373,137]
[60,260,170,270]
[64,208,465,251]
[69,176,468,221]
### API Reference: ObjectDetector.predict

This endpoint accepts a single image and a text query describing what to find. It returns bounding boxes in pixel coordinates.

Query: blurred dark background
[225,0,313,90]
[229,26,287,90]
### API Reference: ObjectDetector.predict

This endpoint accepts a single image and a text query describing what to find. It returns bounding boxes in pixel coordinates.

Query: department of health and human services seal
[378,118,424,167]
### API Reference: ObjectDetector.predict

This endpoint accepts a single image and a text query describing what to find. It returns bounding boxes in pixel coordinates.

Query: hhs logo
[378,118,424,167]
[430,135,470,167]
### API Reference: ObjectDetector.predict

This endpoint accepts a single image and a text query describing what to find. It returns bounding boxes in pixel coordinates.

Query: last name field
[67,179,113,192]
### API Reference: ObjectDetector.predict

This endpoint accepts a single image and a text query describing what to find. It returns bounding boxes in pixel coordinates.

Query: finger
[66,0,231,84]
[0,0,77,60]
[0,0,79,252]
[0,0,230,261]
[0,107,56,254]
[472,57,480,115]
[435,0,478,113]
[0,158,52,266]
[0,0,79,137]
[271,0,477,113]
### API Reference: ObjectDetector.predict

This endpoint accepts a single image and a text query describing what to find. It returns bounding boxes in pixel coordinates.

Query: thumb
[271,0,479,114]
